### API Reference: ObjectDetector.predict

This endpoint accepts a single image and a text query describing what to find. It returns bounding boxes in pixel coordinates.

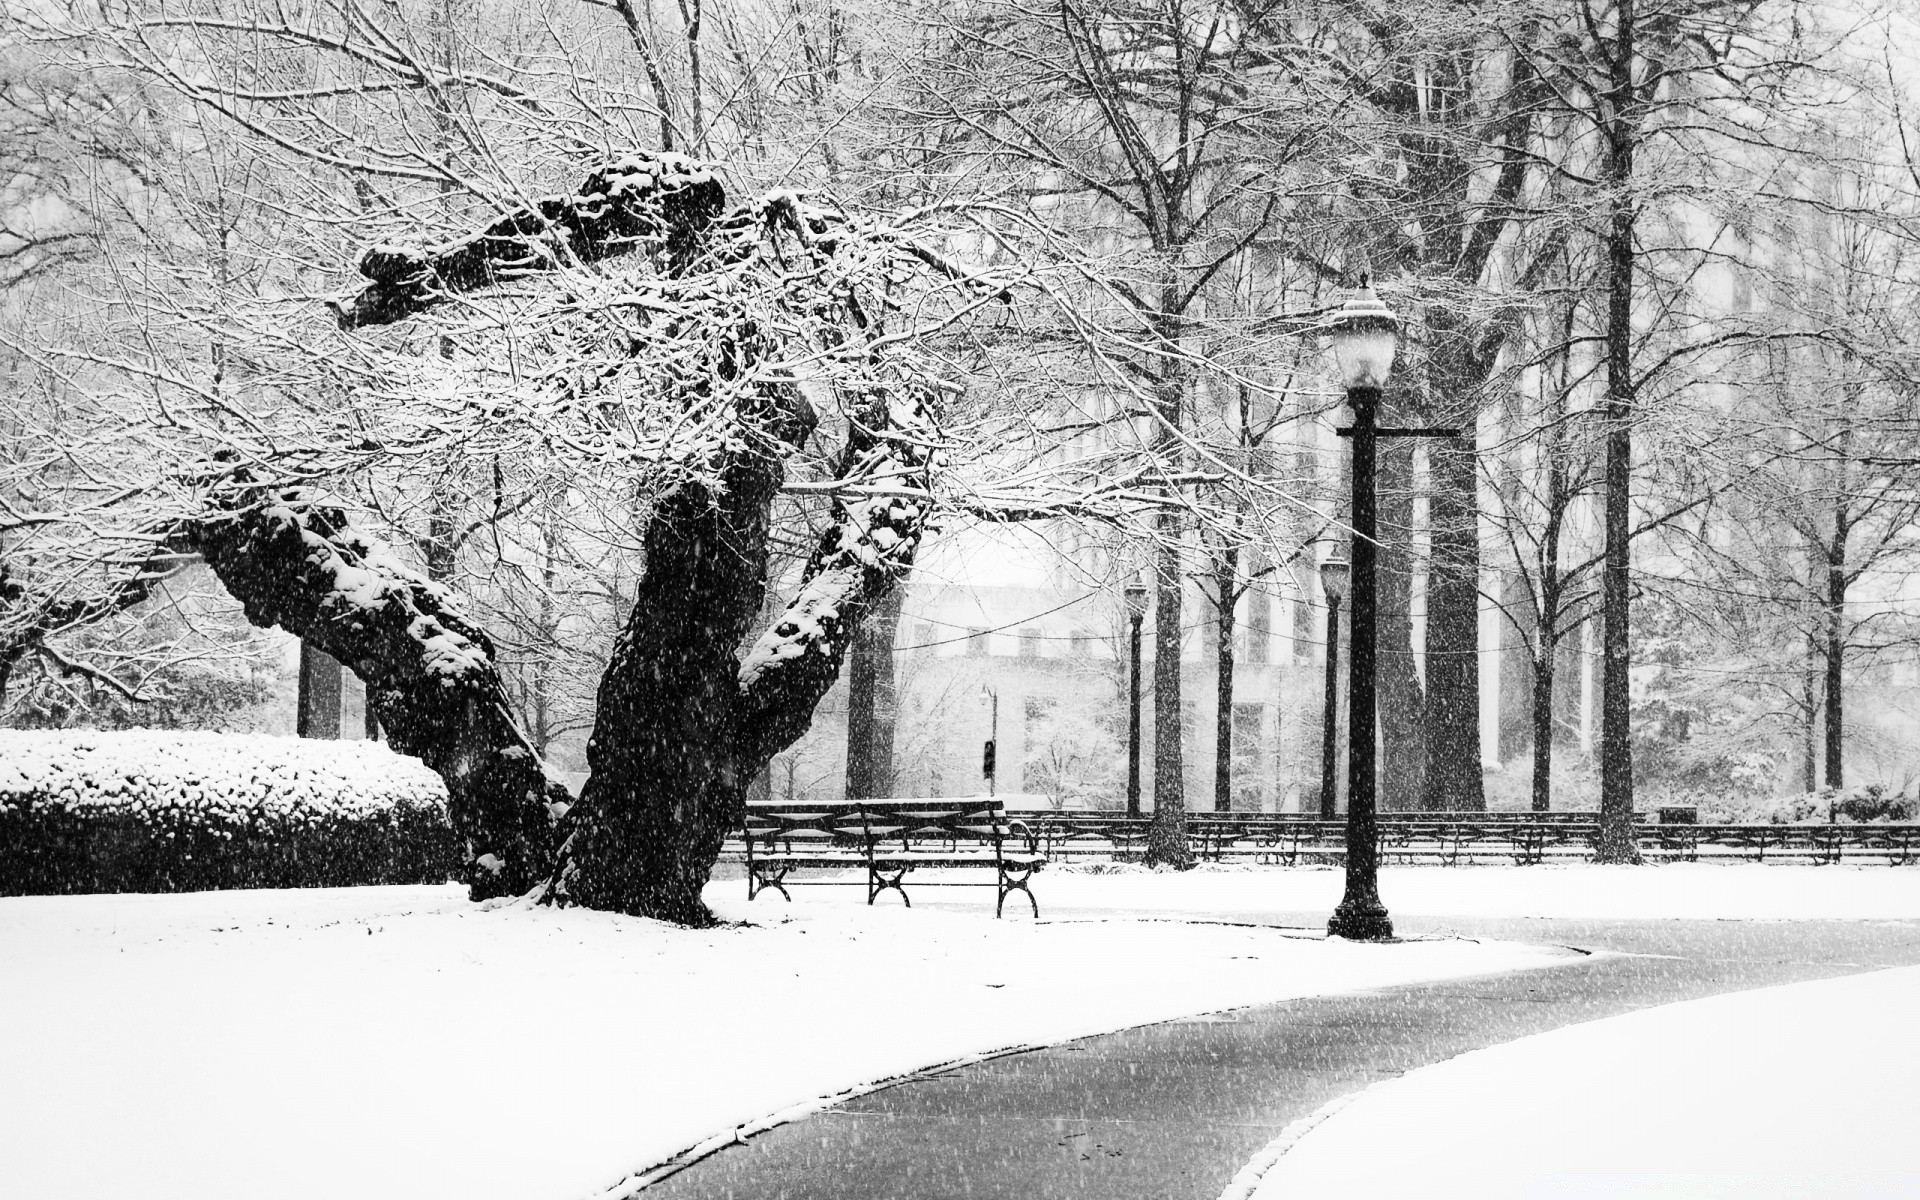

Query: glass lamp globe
[1123,580,1151,619]
[1320,554,1352,605]
[1330,279,1399,390]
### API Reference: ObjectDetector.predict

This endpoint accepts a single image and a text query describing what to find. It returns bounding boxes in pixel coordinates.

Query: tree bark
[1146,530,1194,865]
[846,586,905,799]
[1421,427,1484,811]
[296,641,342,739]
[1419,306,1486,811]
[1824,536,1846,790]
[1376,428,1426,812]
[566,458,783,924]
[1530,647,1556,812]
[1595,2,1642,862]
[1214,546,1238,813]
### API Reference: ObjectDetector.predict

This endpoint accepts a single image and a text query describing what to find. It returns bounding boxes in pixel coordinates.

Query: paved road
[643,912,1920,1199]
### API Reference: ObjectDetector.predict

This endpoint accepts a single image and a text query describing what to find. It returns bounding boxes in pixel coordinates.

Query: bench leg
[868,864,910,907]
[998,865,1039,919]
[747,863,792,902]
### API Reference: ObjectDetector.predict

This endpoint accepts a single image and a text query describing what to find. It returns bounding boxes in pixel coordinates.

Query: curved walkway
[639,912,1920,1199]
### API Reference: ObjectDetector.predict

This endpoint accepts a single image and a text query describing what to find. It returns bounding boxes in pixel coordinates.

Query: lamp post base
[1327,897,1394,941]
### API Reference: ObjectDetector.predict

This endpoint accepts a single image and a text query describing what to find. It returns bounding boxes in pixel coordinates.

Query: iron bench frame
[742,798,1045,917]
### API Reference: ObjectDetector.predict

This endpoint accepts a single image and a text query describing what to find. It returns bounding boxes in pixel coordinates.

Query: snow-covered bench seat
[741,798,1045,917]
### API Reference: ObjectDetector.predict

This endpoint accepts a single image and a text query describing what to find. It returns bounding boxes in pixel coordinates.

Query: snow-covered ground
[0,882,1562,1200]
[1243,964,1920,1200]
[1020,861,1920,922]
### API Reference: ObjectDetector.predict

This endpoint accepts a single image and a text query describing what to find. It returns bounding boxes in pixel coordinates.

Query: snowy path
[646,870,1920,1199]
[1245,963,1920,1199]
[0,883,1557,1200]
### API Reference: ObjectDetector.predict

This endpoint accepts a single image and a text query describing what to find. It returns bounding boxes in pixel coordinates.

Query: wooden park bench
[741,797,1046,916]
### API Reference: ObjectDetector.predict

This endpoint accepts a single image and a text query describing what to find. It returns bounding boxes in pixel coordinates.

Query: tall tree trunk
[1376,429,1426,811]
[1825,535,1846,791]
[1147,530,1193,865]
[846,586,905,799]
[1596,7,1642,862]
[296,641,342,738]
[1802,632,1821,794]
[1213,546,1238,813]
[1420,310,1486,811]
[1530,645,1556,812]
[1145,290,1193,867]
[1422,426,1484,810]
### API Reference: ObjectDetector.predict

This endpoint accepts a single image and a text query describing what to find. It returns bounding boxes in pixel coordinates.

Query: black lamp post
[1327,278,1399,942]
[1124,579,1149,818]
[1318,553,1350,821]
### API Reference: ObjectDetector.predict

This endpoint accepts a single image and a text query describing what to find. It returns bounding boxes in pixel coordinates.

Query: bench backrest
[743,798,1017,852]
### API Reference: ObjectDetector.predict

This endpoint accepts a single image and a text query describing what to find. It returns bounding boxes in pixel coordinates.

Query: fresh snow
[1243,964,1920,1199]
[0,882,1560,1200]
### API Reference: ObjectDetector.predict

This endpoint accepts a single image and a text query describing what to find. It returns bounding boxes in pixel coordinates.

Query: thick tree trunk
[1422,428,1484,811]
[1376,431,1426,811]
[1595,14,1642,863]
[191,487,558,899]
[1147,531,1194,865]
[846,587,905,799]
[1214,547,1238,813]
[1420,313,1486,811]
[566,459,782,924]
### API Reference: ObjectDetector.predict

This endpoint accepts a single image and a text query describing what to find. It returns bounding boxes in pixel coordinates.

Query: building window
[1018,627,1041,658]
[966,628,989,656]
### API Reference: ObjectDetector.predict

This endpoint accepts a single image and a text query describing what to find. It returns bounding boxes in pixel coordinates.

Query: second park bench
[741,797,1046,917]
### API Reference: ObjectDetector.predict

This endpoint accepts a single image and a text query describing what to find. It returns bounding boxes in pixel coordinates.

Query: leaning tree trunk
[190,487,558,898]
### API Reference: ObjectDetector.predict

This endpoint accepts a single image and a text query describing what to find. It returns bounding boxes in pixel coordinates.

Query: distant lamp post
[1123,579,1150,818]
[1327,276,1400,942]
[1318,553,1350,821]
[982,683,999,797]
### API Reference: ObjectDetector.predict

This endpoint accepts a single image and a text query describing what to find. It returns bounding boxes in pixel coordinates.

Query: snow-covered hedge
[1694,784,1918,826]
[0,731,459,896]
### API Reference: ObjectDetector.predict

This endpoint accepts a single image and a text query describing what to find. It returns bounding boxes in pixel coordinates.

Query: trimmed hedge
[0,730,460,896]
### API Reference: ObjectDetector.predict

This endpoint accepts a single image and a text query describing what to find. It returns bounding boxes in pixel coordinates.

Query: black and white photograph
[6,0,1920,1195]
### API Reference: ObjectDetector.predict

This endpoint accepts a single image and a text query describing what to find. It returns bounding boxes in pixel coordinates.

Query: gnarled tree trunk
[190,487,558,898]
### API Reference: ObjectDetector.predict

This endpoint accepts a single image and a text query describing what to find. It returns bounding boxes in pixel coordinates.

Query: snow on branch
[328,153,725,329]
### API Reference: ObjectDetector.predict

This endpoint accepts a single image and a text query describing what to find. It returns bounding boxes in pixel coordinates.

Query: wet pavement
[642,911,1920,1198]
